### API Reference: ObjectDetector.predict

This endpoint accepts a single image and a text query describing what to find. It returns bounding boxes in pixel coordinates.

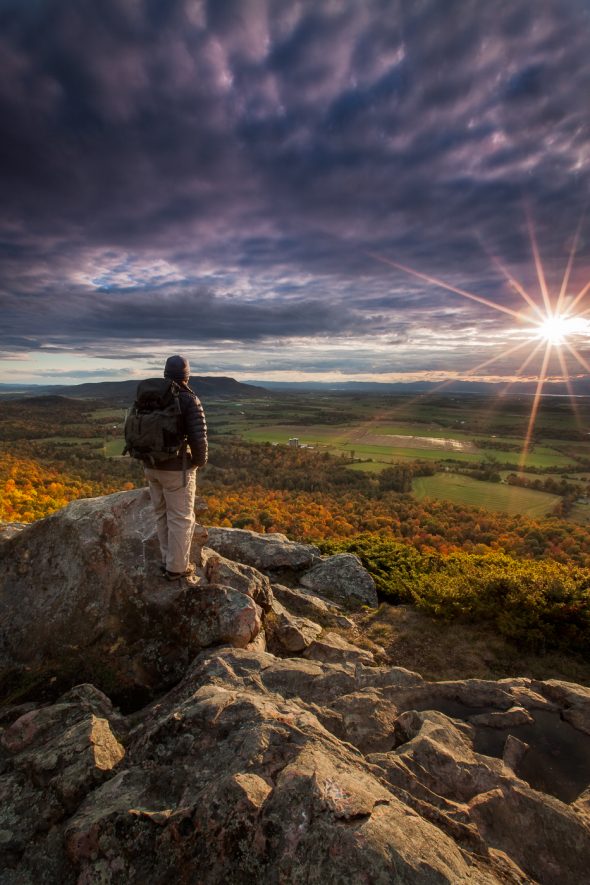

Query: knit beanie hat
[164,354,190,382]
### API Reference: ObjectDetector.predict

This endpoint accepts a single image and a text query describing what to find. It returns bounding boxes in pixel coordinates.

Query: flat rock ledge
[206,525,321,572]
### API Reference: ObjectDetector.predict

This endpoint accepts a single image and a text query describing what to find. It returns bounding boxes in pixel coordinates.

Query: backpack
[123,378,186,465]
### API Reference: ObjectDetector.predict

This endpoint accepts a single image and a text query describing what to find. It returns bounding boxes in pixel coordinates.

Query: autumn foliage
[0,452,133,523]
[2,395,590,657]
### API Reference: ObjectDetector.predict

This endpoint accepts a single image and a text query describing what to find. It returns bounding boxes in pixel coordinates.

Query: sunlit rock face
[0,490,263,698]
[1,490,590,883]
[299,552,378,607]
[0,490,372,699]
[2,647,590,884]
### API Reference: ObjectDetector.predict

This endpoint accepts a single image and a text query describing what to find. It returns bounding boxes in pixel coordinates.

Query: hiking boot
[164,563,196,581]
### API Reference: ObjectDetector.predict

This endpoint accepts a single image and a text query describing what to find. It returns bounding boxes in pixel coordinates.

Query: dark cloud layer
[0,0,589,377]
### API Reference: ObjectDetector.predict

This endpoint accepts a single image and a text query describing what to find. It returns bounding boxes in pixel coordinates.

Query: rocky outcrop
[0,493,379,700]
[302,631,376,667]
[1,491,590,883]
[300,552,378,607]
[2,648,590,884]
[202,547,274,611]
[537,679,590,735]
[265,599,323,654]
[272,583,356,628]
[206,526,320,572]
[0,491,262,697]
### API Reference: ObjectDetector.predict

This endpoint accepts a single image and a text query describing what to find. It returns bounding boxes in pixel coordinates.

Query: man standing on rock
[142,355,208,581]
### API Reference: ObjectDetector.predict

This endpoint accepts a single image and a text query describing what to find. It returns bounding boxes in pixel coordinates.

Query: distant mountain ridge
[1,376,589,399]
[0,376,266,401]
[247,378,590,395]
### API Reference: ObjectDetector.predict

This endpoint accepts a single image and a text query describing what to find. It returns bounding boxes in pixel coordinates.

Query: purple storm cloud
[0,0,589,379]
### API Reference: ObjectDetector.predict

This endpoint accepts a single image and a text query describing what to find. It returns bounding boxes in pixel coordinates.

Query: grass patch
[349,604,590,685]
[569,502,590,526]
[413,472,560,517]
[347,461,391,473]
[104,438,125,457]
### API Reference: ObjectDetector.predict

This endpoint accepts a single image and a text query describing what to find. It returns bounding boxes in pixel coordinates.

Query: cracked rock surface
[2,648,590,884]
[1,491,590,883]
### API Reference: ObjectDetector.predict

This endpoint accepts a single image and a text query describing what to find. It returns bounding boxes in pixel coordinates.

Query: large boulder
[300,552,378,608]
[201,547,274,611]
[272,582,356,628]
[206,526,320,572]
[264,599,323,654]
[0,490,262,699]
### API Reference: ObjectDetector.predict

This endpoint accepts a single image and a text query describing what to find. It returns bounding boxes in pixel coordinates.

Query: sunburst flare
[370,215,590,470]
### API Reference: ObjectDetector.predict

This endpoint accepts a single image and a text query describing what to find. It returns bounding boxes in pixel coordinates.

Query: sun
[536,313,587,346]
[368,212,590,470]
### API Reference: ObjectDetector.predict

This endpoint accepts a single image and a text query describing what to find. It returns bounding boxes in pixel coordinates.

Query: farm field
[104,439,126,457]
[240,422,577,469]
[568,502,590,525]
[2,387,589,526]
[412,473,561,517]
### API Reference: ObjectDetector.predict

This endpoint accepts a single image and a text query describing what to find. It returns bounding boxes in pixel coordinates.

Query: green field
[104,439,126,457]
[413,473,561,517]
[240,423,575,469]
[347,461,389,473]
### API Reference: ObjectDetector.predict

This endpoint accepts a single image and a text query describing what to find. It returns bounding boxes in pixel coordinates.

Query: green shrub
[413,553,590,653]
[319,535,590,653]
[318,534,428,603]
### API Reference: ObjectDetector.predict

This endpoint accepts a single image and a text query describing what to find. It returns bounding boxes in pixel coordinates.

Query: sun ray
[488,253,545,319]
[380,335,538,427]
[476,338,546,428]
[566,280,590,316]
[515,338,546,376]
[465,337,533,376]
[519,340,552,471]
[527,212,553,316]
[563,339,590,373]
[557,346,582,431]
[366,252,525,321]
[495,338,546,400]
[556,217,584,317]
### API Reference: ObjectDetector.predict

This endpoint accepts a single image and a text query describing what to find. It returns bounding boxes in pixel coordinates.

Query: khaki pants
[145,467,196,573]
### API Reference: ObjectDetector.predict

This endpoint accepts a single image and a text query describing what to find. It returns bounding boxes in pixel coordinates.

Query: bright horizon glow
[370,211,590,470]
[536,313,590,346]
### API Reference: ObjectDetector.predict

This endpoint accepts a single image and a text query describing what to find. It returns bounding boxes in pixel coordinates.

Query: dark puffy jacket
[156,383,208,471]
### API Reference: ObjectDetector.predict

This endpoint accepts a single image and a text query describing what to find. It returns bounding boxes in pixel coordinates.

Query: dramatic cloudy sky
[1,0,590,384]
